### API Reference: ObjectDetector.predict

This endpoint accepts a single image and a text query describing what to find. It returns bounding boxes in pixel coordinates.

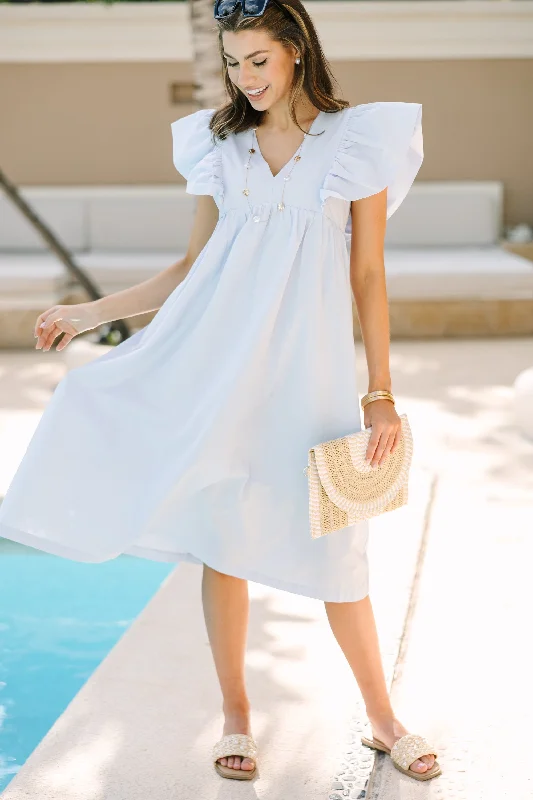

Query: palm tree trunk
[189,0,226,109]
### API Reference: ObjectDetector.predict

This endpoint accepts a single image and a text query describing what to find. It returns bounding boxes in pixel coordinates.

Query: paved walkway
[369,337,533,800]
[1,337,532,798]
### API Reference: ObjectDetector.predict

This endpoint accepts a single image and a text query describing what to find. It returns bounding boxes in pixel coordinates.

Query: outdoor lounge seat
[0,181,532,345]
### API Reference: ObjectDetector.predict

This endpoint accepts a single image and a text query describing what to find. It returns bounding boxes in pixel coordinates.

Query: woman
[0,0,440,785]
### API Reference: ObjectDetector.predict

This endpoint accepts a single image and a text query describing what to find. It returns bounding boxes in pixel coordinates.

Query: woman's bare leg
[325,594,435,775]
[201,564,255,771]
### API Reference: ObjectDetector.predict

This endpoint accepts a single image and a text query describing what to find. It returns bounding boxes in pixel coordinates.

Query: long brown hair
[211,0,348,140]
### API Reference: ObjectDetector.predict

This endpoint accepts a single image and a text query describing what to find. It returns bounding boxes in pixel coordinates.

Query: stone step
[366,298,533,338]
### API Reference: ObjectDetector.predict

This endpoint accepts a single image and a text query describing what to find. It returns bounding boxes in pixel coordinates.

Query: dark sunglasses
[214,0,271,19]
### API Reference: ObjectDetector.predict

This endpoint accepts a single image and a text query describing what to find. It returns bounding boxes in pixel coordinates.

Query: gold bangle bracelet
[361,390,394,402]
[361,396,395,409]
[361,391,395,408]
[361,390,394,398]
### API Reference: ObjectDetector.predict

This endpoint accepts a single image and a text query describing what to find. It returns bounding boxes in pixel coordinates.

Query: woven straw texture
[390,733,438,770]
[307,413,413,538]
[212,734,258,762]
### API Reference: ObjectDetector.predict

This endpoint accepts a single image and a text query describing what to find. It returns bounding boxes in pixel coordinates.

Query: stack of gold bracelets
[360,390,395,409]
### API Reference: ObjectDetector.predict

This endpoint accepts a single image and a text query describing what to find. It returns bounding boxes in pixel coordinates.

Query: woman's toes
[217,754,255,771]
[410,759,428,773]
[420,754,435,768]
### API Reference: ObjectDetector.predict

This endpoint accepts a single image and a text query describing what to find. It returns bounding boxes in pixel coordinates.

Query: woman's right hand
[34,302,101,352]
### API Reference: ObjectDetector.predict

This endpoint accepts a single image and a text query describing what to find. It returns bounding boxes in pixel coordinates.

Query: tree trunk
[0,167,131,343]
[189,0,226,109]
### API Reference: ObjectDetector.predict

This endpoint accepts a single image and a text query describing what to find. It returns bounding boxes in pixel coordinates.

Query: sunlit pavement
[0,337,532,799]
[367,337,533,800]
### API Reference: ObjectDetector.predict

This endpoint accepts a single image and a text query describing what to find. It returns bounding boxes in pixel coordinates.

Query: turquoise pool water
[0,541,174,791]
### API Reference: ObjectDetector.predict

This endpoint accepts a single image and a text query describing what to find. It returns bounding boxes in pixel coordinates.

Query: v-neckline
[254,110,323,180]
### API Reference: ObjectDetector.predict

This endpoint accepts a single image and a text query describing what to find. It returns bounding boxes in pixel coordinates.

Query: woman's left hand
[363,399,401,467]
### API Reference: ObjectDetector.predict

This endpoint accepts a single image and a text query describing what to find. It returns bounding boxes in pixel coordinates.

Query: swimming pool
[0,540,174,792]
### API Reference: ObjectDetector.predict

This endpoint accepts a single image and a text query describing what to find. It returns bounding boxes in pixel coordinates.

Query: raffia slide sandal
[361,732,442,781]
[212,733,258,780]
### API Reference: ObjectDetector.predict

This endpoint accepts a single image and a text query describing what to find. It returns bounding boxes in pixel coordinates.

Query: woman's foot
[216,707,256,772]
[367,714,436,774]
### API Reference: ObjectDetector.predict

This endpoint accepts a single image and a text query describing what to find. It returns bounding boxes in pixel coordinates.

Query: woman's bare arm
[349,188,401,467]
[93,194,220,324]
[349,188,391,393]
[35,195,220,351]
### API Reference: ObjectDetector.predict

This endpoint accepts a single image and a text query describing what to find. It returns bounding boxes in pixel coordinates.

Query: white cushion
[0,186,194,253]
[385,182,503,247]
[1,181,505,253]
[2,246,531,305]
[78,251,185,288]
[0,254,68,293]
[384,245,533,300]
[86,187,194,251]
[0,189,86,252]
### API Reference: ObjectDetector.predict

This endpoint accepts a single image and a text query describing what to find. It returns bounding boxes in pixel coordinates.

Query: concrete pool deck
[1,337,532,798]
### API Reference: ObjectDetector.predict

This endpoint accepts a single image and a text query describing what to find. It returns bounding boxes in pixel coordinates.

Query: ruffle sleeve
[170,108,224,202]
[320,102,423,220]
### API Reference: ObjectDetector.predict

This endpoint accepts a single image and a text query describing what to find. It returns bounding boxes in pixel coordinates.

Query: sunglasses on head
[214,0,271,19]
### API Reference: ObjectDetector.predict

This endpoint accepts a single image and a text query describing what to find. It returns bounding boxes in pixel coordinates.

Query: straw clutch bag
[305,413,413,539]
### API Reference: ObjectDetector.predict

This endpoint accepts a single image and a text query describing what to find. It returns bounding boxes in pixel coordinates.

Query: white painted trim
[313,1,533,60]
[0,3,192,64]
[0,1,532,63]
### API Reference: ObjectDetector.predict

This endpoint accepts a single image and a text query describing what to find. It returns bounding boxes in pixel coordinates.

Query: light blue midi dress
[0,102,423,602]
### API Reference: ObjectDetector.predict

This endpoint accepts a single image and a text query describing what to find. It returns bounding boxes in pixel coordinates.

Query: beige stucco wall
[1,58,532,225]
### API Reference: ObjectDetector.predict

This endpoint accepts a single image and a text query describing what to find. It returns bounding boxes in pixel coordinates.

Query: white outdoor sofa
[0,181,531,346]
